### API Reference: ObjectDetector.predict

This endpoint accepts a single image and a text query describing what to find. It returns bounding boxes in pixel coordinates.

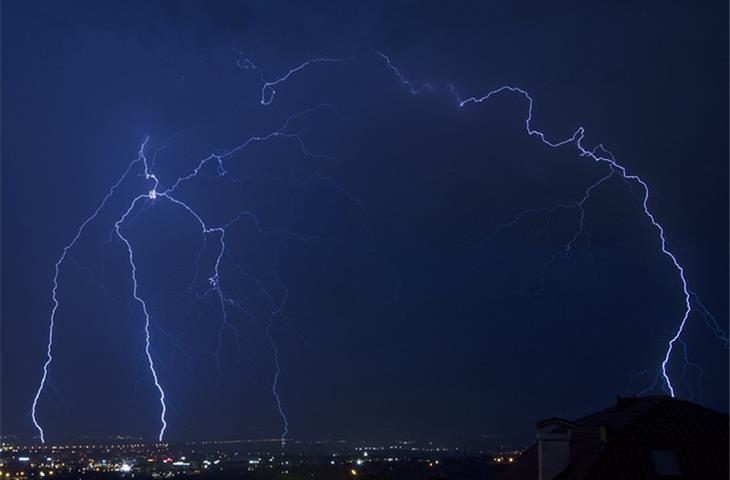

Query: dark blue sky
[2,1,727,447]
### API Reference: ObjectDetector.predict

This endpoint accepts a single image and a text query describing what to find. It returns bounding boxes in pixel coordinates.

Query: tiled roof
[500,396,729,480]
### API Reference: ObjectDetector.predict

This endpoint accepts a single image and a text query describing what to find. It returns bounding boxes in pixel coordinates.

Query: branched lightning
[460,91,691,397]
[677,339,705,403]
[479,167,615,294]
[235,50,350,105]
[690,291,729,349]
[32,97,335,442]
[33,49,723,444]
[381,53,723,398]
[31,139,151,443]
[377,52,434,95]
[114,193,168,442]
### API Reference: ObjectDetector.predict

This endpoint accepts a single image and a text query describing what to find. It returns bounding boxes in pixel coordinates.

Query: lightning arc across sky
[31,51,726,443]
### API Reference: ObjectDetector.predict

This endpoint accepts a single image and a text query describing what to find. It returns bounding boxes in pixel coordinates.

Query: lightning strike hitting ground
[32,50,724,444]
[31,101,334,443]
[377,53,727,397]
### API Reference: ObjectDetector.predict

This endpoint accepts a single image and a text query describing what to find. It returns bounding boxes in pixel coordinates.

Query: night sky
[2,1,728,447]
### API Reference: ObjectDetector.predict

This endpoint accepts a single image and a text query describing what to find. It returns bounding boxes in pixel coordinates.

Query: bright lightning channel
[32,50,724,445]
[235,50,350,105]
[31,139,152,444]
[31,101,335,443]
[378,52,725,398]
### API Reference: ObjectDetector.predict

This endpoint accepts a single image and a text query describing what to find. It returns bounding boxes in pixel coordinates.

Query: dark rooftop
[502,396,729,480]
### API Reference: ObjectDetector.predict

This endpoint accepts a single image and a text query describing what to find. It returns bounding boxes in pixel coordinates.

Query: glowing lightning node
[32,49,723,445]
[32,97,337,442]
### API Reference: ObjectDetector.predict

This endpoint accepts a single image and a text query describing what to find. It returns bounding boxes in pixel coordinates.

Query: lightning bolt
[31,98,334,442]
[31,140,151,443]
[457,89,692,397]
[377,52,434,95]
[235,50,350,105]
[378,52,725,398]
[114,193,168,442]
[33,49,724,444]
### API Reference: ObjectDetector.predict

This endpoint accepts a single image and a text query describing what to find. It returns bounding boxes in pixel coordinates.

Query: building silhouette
[501,396,729,479]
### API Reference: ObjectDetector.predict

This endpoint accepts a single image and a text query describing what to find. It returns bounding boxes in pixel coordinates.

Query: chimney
[536,419,574,480]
